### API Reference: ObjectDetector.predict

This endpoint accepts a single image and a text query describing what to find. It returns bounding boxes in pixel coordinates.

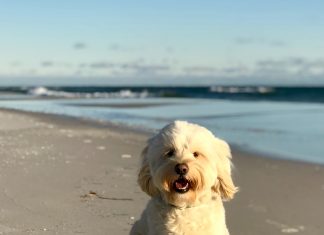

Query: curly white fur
[131,121,238,235]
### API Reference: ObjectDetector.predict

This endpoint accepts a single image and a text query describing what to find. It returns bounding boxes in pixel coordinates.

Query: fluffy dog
[130,121,238,235]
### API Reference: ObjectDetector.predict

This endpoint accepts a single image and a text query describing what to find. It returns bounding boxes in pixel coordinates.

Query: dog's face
[138,121,237,207]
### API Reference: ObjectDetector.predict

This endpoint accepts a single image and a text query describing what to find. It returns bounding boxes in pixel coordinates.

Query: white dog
[130,121,238,235]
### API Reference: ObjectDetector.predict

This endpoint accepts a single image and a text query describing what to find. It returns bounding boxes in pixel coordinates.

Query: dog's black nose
[175,163,189,175]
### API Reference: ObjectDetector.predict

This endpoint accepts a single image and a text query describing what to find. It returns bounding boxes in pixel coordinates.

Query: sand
[0,109,323,235]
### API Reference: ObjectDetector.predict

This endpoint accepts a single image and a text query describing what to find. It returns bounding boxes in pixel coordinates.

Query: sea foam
[28,86,150,99]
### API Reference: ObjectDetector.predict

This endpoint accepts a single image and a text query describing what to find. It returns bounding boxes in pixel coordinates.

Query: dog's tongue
[175,178,189,190]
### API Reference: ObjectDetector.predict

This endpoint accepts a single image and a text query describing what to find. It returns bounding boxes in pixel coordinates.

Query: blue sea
[0,86,323,165]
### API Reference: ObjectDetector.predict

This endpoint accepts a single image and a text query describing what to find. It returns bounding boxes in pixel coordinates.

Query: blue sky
[0,0,324,85]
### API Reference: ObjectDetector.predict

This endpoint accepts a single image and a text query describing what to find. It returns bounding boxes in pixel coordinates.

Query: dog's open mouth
[173,177,190,193]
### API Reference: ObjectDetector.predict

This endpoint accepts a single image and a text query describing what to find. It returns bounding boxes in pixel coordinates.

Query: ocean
[0,86,323,165]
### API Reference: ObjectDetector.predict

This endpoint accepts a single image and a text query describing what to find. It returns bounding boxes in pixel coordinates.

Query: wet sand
[0,109,323,235]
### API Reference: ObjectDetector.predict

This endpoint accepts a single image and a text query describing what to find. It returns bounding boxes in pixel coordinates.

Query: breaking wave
[28,86,150,99]
[0,85,322,103]
[209,86,274,94]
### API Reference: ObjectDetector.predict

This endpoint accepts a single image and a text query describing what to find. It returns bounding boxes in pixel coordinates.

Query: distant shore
[0,108,323,235]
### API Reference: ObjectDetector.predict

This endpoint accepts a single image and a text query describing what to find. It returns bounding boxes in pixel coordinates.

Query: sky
[0,0,324,86]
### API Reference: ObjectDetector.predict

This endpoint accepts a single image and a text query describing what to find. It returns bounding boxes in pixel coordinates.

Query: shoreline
[0,107,153,137]
[0,108,323,234]
[2,106,323,167]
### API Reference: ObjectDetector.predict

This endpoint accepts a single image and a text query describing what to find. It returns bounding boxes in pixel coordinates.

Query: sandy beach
[0,108,323,235]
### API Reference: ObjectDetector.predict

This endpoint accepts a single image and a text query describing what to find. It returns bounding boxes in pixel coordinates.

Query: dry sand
[0,109,323,235]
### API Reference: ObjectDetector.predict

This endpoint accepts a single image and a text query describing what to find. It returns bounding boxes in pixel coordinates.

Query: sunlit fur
[131,121,238,235]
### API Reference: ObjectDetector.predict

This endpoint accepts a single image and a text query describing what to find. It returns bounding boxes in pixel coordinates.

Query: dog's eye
[165,149,174,158]
[193,152,199,158]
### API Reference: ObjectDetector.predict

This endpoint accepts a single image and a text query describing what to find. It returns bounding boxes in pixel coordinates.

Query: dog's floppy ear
[212,138,238,200]
[138,144,158,197]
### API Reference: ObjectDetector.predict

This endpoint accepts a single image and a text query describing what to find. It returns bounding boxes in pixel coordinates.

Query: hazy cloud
[181,57,324,81]
[257,57,324,69]
[39,61,72,68]
[41,61,54,67]
[235,37,259,45]
[73,42,87,50]
[255,57,324,78]
[268,40,286,47]
[78,63,87,68]
[108,43,133,52]
[119,63,169,70]
[89,62,115,69]
[118,63,171,75]
[220,66,249,75]
[7,56,322,85]
[235,37,287,47]
[109,44,121,51]
[183,66,217,74]
[10,61,22,67]
[183,65,249,77]
[165,46,175,54]
[77,61,171,76]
